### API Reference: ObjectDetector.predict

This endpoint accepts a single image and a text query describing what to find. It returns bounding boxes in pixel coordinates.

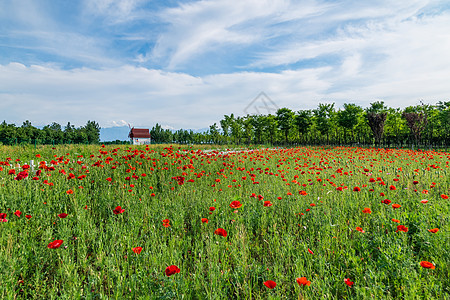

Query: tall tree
[337,104,362,143]
[276,108,294,144]
[295,110,312,143]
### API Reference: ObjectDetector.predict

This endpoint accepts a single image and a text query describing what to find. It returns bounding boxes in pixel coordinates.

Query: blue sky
[1,0,450,130]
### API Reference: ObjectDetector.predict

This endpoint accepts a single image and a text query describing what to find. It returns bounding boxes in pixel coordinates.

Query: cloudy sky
[1,0,450,130]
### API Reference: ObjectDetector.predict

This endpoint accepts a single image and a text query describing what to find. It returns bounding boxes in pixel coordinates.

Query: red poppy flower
[420,261,435,269]
[336,187,343,191]
[47,239,63,249]
[362,208,372,214]
[25,215,32,219]
[428,228,439,233]
[392,218,400,223]
[214,228,227,237]
[263,201,272,207]
[353,187,361,192]
[113,206,125,214]
[296,277,311,286]
[209,207,216,212]
[66,189,74,194]
[201,218,208,223]
[263,280,276,289]
[344,278,354,287]
[14,210,21,218]
[356,227,365,233]
[421,199,428,204]
[299,190,308,196]
[396,225,408,232]
[389,185,396,190]
[165,265,180,276]
[413,181,419,185]
[392,204,401,209]
[229,200,242,208]
[441,194,449,199]
[308,248,314,255]
[0,213,7,222]
[57,213,68,218]
[132,247,143,254]
[162,219,171,227]
[381,199,391,205]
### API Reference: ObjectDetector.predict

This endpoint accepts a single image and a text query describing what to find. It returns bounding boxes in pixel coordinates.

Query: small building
[128,128,151,145]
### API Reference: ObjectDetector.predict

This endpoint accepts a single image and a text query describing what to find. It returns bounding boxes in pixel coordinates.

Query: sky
[1,0,450,130]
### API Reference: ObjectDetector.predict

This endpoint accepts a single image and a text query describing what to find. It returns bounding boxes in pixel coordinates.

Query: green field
[0,144,449,299]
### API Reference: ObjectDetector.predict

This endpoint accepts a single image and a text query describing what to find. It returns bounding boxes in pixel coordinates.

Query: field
[0,144,449,299]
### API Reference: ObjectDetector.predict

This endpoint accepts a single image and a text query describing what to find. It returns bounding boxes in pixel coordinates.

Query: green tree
[294,110,313,143]
[337,104,363,143]
[276,108,294,144]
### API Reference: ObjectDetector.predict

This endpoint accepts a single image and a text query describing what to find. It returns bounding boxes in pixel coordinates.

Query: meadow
[0,144,448,299]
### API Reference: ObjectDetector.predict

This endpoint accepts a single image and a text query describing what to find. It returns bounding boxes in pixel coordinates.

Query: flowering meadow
[0,144,449,299]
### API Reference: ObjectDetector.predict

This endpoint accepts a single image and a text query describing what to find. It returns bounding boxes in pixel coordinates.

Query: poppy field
[0,144,449,299]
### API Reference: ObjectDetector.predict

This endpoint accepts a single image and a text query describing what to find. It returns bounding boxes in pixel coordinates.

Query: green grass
[0,144,448,299]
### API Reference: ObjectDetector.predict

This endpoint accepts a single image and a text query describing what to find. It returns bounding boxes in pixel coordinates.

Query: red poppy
[392,204,401,209]
[336,187,343,191]
[162,219,171,227]
[25,215,32,219]
[441,194,449,199]
[47,239,63,249]
[0,213,7,222]
[132,247,143,254]
[344,278,354,287]
[299,190,308,196]
[58,213,68,218]
[263,280,276,289]
[392,218,400,223]
[296,277,311,286]
[362,208,372,214]
[209,207,216,212]
[263,201,272,207]
[413,181,419,185]
[420,261,435,269]
[113,206,125,214]
[14,210,21,218]
[428,228,439,233]
[165,265,180,276]
[201,218,208,223]
[308,248,314,255]
[396,225,408,232]
[353,187,361,192]
[214,228,227,237]
[420,199,428,204]
[389,185,396,190]
[381,199,391,205]
[229,200,242,208]
[66,189,74,194]
[355,227,365,233]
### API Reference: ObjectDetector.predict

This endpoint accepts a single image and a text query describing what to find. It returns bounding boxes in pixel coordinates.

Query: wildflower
[381,199,391,205]
[420,261,435,269]
[162,219,170,227]
[165,265,180,276]
[263,280,276,289]
[229,200,242,208]
[308,248,314,255]
[296,277,311,286]
[14,210,22,218]
[389,185,396,190]
[344,278,354,287]
[201,218,208,223]
[355,227,365,233]
[396,225,408,232]
[428,228,439,233]
[66,189,74,194]
[392,204,401,209]
[113,206,125,214]
[47,240,63,249]
[421,199,428,204]
[25,215,32,219]
[392,218,400,223]
[132,247,143,254]
[263,201,273,207]
[57,213,68,218]
[441,194,449,199]
[362,208,372,214]
[353,187,361,192]
[214,228,227,237]
[0,213,8,222]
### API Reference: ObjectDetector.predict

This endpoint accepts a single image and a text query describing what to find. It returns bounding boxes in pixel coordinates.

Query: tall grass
[0,145,448,299]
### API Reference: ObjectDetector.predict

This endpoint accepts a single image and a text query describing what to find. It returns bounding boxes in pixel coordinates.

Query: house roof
[129,128,151,138]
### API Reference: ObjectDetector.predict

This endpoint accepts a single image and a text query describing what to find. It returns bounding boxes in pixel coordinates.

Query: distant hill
[100,126,130,142]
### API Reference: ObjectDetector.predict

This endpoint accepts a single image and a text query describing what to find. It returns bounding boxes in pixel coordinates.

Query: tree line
[150,101,450,148]
[0,120,100,145]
